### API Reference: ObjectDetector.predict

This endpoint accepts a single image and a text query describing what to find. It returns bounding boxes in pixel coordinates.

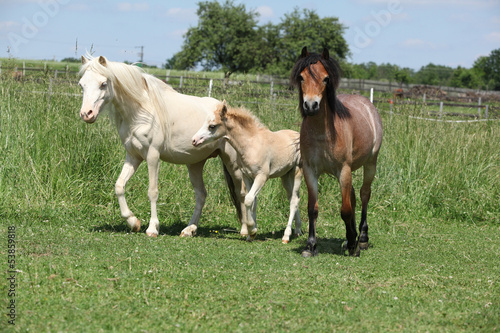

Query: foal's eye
[208,124,217,130]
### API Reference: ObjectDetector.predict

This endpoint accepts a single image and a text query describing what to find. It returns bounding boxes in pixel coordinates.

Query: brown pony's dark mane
[290,47,350,119]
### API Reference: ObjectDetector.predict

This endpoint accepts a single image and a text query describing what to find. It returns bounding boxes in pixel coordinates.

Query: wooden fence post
[477,97,482,118]
[485,105,489,119]
[179,76,183,89]
[370,88,374,103]
[208,79,213,97]
[439,102,443,119]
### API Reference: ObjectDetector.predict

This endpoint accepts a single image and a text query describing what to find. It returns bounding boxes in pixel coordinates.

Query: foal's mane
[290,48,350,119]
[80,56,173,136]
[219,102,265,132]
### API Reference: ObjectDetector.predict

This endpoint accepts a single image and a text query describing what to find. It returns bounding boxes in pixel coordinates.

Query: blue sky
[1,0,499,70]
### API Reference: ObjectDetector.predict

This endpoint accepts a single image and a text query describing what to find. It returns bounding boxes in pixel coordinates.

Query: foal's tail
[223,164,242,221]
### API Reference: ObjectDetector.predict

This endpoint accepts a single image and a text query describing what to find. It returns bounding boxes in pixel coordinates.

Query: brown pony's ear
[301,46,309,58]
[321,48,330,60]
[81,56,89,64]
[98,56,107,67]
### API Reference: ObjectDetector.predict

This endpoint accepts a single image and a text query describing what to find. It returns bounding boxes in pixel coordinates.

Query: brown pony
[290,47,383,257]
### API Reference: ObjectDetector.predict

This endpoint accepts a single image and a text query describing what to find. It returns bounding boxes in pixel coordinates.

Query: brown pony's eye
[323,77,330,85]
[298,75,304,83]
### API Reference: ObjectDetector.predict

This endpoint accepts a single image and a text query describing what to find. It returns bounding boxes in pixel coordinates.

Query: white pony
[192,100,303,243]
[78,55,245,237]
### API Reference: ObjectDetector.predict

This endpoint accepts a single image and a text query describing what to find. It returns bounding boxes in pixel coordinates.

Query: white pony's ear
[81,55,89,64]
[98,56,107,67]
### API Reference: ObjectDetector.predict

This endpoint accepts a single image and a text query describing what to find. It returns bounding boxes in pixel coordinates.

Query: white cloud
[256,6,274,19]
[401,38,437,49]
[0,21,18,32]
[485,32,500,43]
[117,2,149,12]
[164,7,197,21]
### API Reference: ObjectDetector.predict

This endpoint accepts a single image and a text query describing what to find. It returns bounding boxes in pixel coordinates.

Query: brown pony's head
[290,47,349,119]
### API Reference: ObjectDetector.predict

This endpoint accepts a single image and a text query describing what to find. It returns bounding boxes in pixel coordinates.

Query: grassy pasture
[0,74,498,332]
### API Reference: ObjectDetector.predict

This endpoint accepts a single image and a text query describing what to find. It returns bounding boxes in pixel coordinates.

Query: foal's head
[191,100,229,147]
[290,47,349,119]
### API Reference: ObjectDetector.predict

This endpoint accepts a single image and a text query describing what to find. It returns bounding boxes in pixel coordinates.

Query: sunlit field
[1,73,498,332]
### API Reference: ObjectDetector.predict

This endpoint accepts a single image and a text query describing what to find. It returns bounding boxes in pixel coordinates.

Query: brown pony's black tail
[223,164,242,221]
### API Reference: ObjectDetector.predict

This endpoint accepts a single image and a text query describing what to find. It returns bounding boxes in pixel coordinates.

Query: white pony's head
[78,55,114,123]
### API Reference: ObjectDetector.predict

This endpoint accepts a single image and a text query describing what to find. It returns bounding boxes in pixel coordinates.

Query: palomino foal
[192,101,302,243]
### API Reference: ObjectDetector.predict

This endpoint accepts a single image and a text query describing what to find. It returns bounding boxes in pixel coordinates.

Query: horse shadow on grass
[91,222,348,256]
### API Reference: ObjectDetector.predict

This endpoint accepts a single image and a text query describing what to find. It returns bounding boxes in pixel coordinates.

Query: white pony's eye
[100,82,108,89]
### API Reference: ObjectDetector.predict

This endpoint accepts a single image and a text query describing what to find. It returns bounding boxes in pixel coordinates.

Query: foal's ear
[321,48,330,60]
[301,46,309,58]
[220,100,228,119]
[98,56,108,67]
[81,56,89,64]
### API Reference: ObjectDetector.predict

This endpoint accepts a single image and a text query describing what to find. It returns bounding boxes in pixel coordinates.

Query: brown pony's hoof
[301,249,317,258]
[359,242,369,250]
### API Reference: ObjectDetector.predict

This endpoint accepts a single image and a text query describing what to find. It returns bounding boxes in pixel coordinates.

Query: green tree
[414,63,454,86]
[167,0,260,72]
[166,3,349,75]
[274,8,349,74]
[473,48,500,90]
[450,66,480,89]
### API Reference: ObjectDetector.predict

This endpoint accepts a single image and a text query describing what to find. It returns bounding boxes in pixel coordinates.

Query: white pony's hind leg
[115,154,142,232]
[145,149,161,237]
[180,161,207,237]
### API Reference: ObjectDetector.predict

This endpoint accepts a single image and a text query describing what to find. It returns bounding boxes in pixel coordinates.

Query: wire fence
[2,66,499,122]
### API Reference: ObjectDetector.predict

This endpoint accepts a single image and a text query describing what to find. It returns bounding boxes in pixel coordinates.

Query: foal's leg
[302,164,318,257]
[180,160,208,237]
[115,153,142,232]
[281,167,302,244]
[339,166,360,257]
[244,174,268,241]
[359,161,377,250]
[145,149,161,237]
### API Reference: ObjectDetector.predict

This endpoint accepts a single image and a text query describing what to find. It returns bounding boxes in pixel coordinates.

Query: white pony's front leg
[145,149,161,237]
[180,161,207,237]
[244,174,267,241]
[115,154,142,232]
[281,167,302,244]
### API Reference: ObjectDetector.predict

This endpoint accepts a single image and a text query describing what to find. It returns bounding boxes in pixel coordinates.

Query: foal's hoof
[129,217,141,232]
[246,228,257,242]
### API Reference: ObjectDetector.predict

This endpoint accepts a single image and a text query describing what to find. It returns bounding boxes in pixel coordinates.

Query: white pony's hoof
[282,239,289,244]
[128,217,141,232]
[180,225,197,237]
[146,231,158,238]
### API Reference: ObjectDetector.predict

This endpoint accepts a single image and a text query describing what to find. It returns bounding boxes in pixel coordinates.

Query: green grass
[0,76,498,332]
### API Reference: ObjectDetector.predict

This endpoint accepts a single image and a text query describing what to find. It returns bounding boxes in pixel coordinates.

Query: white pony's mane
[80,55,174,137]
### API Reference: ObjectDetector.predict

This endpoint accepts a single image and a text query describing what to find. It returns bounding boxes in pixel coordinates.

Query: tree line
[165,1,499,91]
